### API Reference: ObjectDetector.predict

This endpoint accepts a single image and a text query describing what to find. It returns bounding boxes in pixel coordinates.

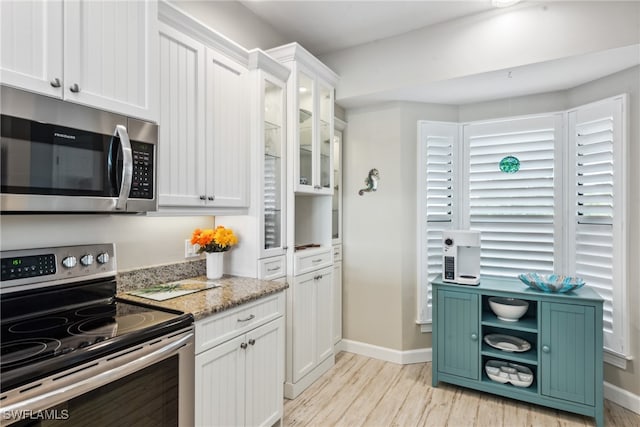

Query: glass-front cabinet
[332,119,345,244]
[295,69,335,194]
[262,78,286,256]
[268,44,338,195]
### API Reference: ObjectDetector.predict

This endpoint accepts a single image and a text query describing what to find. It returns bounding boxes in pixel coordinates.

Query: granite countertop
[117,274,288,321]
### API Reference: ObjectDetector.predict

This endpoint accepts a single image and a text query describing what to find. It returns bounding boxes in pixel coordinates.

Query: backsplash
[117,259,206,293]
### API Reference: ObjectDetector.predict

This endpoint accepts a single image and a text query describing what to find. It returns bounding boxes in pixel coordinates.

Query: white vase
[206,252,224,280]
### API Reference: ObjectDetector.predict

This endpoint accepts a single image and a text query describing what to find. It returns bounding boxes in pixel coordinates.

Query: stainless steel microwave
[0,86,157,213]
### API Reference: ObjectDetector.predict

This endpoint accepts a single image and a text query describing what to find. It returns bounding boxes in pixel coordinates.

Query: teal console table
[431,275,604,426]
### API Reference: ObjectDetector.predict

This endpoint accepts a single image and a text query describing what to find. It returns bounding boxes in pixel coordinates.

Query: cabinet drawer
[332,245,342,262]
[195,291,285,354]
[295,247,332,275]
[258,256,286,280]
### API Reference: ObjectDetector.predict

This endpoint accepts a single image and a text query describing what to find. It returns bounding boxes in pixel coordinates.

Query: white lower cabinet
[195,292,285,427]
[290,266,333,384]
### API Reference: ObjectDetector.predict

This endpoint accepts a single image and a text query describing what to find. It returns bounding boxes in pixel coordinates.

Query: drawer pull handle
[267,266,281,272]
[312,258,323,263]
[237,314,255,323]
[248,339,256,346]
[314,275,323,280]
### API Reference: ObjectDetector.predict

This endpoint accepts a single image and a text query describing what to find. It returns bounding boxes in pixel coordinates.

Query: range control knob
[96,253,110,264]
[62,256,77,268]
[80,254,94,266]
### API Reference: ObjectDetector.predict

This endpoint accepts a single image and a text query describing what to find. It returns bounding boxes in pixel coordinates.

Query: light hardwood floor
[284,352,639,427]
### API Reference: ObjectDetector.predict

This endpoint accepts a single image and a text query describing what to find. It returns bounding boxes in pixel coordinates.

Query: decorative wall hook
[358,168,380,196]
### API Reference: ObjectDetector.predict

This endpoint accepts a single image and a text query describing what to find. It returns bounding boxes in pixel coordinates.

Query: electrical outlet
[185,239,200,258]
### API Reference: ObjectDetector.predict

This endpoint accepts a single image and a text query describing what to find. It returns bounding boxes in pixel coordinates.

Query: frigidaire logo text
[53,132,76,140]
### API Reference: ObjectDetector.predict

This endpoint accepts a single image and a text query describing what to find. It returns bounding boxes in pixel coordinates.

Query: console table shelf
[432,275,604,427]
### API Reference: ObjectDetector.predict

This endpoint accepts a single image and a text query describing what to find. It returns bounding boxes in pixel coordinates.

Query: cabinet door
[316,267,334,362]
[332,261,342,345]
[317,80,334,194]
[292,271,316,382]
[63,0,157,121]
[0,0,63,98]
[436,289,479,380]
[158,23,207,207]
[195,335,246,427]
[261,76,287,258]
[245,318,284,427]
[206,49,249,208]
[541,302,596,405]
[296,70,314,193]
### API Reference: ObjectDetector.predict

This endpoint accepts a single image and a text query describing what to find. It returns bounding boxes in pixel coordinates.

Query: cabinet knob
[248,339,255,346]
[240,342,248,349]
[69,83,80,93]
[208,196,214,201]
[470,333,478,341]
[50,78,61,88]
[542,345,550,353]
[199,195,206,200]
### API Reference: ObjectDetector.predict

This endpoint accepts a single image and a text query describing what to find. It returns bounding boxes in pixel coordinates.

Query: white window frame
[417,96,630,366]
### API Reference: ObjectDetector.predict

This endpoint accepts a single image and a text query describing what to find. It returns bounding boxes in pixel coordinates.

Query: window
[417,123,458,328]
[568,96,627,360]
[462,116,563,277]
[417,96,628,363]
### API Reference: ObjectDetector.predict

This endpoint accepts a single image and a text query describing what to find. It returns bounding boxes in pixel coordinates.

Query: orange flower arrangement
[191,226,238,253]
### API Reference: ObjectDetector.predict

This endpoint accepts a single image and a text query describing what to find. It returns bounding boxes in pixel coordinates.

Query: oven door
[0,327,194,427]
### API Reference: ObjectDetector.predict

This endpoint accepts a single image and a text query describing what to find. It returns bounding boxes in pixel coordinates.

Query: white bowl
[488,297,529,321]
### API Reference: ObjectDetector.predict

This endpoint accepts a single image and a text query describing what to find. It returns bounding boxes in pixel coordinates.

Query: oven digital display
[1,254,56,281]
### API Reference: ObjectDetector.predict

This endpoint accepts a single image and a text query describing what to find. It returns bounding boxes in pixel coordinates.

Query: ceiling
[239,0,496,56]
[238,1,640,106]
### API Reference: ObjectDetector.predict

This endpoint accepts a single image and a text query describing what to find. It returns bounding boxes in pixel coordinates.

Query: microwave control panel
[130,141,154,199]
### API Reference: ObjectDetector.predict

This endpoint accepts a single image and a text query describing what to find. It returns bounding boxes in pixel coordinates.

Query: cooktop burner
[1,300,181,373]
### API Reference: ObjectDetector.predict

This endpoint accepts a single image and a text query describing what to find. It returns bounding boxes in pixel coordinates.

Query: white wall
[342,102,456,349]
[321,1,640,106]
[0,215,214,271]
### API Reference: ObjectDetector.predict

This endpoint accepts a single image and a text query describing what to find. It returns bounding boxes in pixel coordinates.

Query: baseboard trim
[340,339,432,365]
[604,381,640,415]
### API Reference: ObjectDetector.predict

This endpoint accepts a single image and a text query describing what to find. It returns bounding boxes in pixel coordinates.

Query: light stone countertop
[117,274,288,321]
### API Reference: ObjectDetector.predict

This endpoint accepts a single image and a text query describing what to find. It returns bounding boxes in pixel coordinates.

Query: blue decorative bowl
[518,273,585,293]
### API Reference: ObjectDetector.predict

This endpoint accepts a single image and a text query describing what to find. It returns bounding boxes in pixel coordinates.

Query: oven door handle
[114,124,133,210]
[0,330,194,422]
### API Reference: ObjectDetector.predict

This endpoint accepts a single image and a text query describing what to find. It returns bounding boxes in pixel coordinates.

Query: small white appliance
[442,230,481,285]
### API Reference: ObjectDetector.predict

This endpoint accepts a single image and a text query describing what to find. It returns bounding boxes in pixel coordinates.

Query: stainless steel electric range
[0,244,194,426]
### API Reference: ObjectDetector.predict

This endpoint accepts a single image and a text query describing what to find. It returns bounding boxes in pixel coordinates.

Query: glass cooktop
[0,299,192,392]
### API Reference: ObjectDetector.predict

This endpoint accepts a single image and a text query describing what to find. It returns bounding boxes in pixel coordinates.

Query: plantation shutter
[569,96,626,356]
[420,122,458,324]
[463,116,562,277]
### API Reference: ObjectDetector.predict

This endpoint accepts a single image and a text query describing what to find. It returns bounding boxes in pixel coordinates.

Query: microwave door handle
[114,124,133,210]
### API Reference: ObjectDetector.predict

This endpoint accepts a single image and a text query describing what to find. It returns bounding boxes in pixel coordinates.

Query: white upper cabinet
[0,0,63,98]
[205,49,249,208]
[157,23,206,207]
[0,0,158,122]
[267,43,338,195]
[157,1,249,213]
